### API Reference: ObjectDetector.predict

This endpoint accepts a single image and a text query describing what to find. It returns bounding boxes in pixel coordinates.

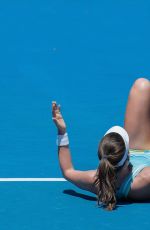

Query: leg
[124,78,150,150]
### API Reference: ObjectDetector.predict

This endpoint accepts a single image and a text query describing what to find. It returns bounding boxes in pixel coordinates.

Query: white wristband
[56,133,69,146]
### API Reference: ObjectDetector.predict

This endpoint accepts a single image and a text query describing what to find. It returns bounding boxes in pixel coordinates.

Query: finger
[58,104,61,112]
[52,101,57,109]
[52,101,57,116]
[55,104,61,114]
[52,104,56,115]
[52,110,56,117]
[52,102,62,119]
[52,117,58,123]
[53,103,60,114]
[55,108,61,114]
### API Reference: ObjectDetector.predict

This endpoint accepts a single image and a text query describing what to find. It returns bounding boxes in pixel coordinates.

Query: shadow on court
[63,189,97,201]
[63,189,150,210]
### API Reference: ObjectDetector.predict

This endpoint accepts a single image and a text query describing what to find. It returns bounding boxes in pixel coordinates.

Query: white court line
[0,178,67,182]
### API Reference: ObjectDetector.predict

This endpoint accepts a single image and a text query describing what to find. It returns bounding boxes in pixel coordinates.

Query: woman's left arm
[52,101,97,194]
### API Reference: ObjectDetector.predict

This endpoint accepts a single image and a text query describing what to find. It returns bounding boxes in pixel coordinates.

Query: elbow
[62,168,74,181]
[62,171,68,180]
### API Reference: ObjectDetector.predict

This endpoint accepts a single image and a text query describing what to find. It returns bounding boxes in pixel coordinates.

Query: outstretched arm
[52,101,97,194]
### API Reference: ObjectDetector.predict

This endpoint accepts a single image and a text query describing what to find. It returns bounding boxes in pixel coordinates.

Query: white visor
[104,126,129,167]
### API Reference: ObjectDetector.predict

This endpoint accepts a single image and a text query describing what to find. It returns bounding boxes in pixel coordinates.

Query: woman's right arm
[127,167,150,200]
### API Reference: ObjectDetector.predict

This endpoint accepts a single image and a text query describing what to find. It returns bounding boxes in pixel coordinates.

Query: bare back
[127,167,150,200]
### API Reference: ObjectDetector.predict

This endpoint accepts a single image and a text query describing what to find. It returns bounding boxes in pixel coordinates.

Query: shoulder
[127,167,150,200]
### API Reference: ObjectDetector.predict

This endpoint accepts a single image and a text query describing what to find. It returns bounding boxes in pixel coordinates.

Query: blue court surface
[0,0,150,229]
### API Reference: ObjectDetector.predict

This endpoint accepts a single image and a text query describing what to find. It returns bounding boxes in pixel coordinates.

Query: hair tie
[102,155,107,160]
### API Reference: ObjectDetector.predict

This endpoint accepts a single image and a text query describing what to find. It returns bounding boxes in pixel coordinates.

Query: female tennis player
[52,78,150,211]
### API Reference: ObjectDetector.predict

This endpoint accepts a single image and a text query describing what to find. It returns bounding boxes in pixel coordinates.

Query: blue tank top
[116,149,150,199]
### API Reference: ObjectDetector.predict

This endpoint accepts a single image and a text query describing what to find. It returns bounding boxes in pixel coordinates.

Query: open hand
[52,101,66,134]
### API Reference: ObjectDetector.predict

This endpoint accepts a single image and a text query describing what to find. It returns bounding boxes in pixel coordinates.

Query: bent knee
[133,77,150,93]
